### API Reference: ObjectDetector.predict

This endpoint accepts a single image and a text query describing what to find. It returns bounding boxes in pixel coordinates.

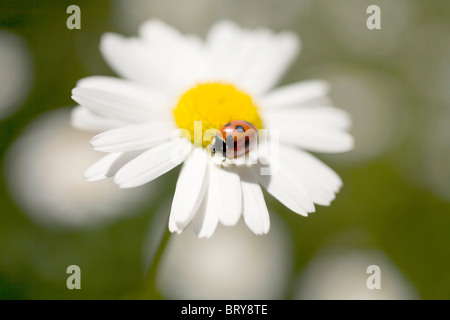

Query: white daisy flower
[71,20,353,237]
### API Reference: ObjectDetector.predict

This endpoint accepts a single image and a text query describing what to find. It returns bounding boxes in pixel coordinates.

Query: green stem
[142,226,172,299]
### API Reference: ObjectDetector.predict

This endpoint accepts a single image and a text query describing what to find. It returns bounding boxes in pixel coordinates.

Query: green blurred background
[1,0,450,299]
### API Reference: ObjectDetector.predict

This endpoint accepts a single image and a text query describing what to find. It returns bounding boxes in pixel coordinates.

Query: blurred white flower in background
[0,30,33,120]
[4,109,153,229]
[295,246,419,300]
[144,205,293,299]
[401,21,450,107]
[389,21,450,201]
[71,20,353,238]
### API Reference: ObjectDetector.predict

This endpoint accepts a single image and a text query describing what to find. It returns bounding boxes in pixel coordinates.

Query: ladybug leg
[209,136,217,155]
[208,143,215,154]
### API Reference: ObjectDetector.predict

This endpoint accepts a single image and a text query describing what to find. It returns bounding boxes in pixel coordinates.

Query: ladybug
[209,120,258,159]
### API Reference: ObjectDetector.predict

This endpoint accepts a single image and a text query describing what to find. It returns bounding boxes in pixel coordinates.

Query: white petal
[239,168,270,235]
[139,19,183,43]
[71,87,169,125]
[280,144,343,193]
[264,105,352,131]
[84,151,142,181]
[256,152,315,216]
[281,145,341,205]
[264,104,353,154]
[169,148,209,233]
[138,20,204,92]
[260,80,330,109]
[90,122,175,153]
[273,124,354,154]
[71,106,126,132]
[206,20,249,82]
[208,164,242,226]
[114,139,191,189]
[76,76,172,113]
[99,33,174,93]
[206,21,300,95]
[192,189,219,239]
[237,31,300,95]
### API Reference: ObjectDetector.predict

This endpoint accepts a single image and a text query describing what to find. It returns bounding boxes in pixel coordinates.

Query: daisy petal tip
[85,175,106,182]
[174,218,194,233]
[320,132,355,154]
[139,18,163,28]
[99,33,126,57]
[114,173,139,189]
[71,88,81,97]
[196,231,214,239]
[294,206,310,217]
[220,218,240,227]
[100,32,121,44]
[169,221,184,234]
[117,183,132,189]
[113,174,126,188]
[319,198,333,207]
[83,168,93,179]
[263,222,271,235]
[252,226,270,236]
[300,212,309,217]
[89,138,105,151]
[84,164,102,180]
[138,18,169,34]
[212,19,238,30]
[168,224,180,234]
[281,30,301,47]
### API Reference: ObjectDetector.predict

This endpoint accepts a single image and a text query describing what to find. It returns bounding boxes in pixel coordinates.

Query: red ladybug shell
[217,120,258,158]
[219,120,257,141]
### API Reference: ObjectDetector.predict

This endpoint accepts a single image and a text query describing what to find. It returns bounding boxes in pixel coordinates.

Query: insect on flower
[71,19,354,237]
[209,120,258,159]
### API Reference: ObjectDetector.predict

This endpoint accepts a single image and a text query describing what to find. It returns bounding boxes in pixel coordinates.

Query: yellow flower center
[173,82,263,148]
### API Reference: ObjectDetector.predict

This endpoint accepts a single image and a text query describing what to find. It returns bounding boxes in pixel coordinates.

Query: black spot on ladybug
[235,125,245,133]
